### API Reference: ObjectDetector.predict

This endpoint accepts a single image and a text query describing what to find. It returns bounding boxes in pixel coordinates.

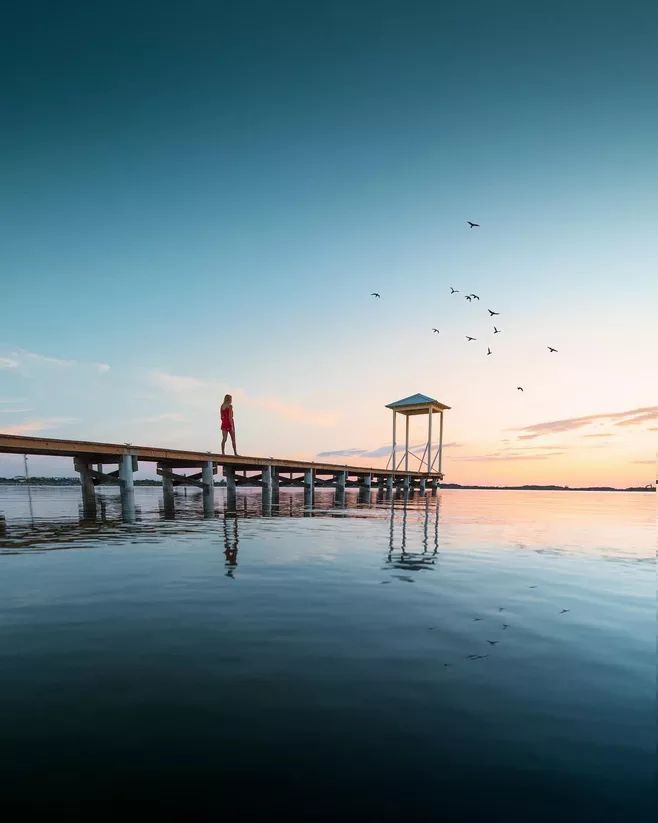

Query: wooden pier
[0,433,444,520]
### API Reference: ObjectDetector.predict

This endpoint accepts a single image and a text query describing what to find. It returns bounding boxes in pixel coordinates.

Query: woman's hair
[223,394,232,404]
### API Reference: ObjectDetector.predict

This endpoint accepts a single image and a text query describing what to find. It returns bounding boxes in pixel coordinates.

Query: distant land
[0,477,653,492]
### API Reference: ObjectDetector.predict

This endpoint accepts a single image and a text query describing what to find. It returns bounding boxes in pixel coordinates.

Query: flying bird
[467,221,480,228]
[487,347,492,355]
[517,386,524,391]
[466,336,476,341]
[548,346,558,353]
[465,295,472,302]
[371,292,381,298]
[493,326,501,334]
[560,609,570,614]
[470,293,480,300]
[432,328,440,334]
[450,286,459,294]
[488,309,500,316]
[486,640,499,646]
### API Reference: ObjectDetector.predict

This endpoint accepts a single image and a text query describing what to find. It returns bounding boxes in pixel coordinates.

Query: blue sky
[1,1,656,483]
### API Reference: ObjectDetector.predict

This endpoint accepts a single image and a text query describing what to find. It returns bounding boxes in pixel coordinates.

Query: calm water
[0,486,654,820]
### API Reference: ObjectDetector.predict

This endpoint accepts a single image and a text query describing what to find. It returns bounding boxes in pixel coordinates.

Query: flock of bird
[370,221,560,393]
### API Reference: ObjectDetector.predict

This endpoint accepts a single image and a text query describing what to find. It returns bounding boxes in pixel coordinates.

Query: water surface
[0,486,654,820]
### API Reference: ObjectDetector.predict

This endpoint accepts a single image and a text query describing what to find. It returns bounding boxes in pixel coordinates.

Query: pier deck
[0,434,443,521]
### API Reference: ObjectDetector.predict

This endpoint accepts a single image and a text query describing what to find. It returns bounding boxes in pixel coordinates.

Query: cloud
[255,397,337,428]
[583,433,611,438]
[1,349,111,375]
[649,427,658,432]
[614,409,658,427]
[317,441,462,459]
[139,412,188,423]
[631,459,655,465]
[150,370,335,427]
[0,417,79,435]
[17,350,76,367]
[0,408,32,414]
[515,406,658,439]
[456,452,565,462]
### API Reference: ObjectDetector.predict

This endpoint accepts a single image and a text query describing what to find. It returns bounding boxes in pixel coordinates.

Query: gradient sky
[1,0,656,485]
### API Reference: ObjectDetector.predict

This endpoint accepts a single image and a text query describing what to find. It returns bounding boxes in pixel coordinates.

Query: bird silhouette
[371,292,381,298]
[502,624,510,630]
[467,221,480,228]
[466,654,488,660]
[432,328,440,334]
[560,609,570,614]
[487,347,492,355]
[493,326,501,334]
[486,640,499,646]
[465,295,472,302]
[488,309,500,316]
[450,286,459,294]
[470,293,480,300]
[472,617,482,621]
[548,346,558,353]
[517,386,524,391]
[466,336,476,341]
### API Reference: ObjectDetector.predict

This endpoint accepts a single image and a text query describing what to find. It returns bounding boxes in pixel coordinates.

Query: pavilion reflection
[386,494,440,572]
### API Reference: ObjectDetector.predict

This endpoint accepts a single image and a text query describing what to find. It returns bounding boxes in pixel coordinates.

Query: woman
[220,394,238,455]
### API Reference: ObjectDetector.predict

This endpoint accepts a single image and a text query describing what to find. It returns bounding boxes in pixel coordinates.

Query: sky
[1,0,656,486]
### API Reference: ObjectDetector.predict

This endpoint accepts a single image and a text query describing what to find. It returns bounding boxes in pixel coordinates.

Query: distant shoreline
[0,478,653,493]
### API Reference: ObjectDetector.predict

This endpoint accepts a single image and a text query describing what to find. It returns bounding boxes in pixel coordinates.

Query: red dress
[220,405,232,432]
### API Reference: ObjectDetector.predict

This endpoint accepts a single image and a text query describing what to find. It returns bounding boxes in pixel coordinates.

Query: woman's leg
[230,429,238,455]
[221,430,228,454]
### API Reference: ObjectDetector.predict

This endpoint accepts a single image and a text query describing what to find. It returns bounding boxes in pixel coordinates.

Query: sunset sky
[1,1,655,486]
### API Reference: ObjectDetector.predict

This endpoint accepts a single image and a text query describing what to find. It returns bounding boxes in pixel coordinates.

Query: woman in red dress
[220,394,238,455]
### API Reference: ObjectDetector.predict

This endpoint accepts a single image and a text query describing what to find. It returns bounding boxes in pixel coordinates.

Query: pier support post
[202,460,215,517]
[419,478,427,494]
[335,470,346,506]
[386,474,393,495]
[74,458,97,515]
[119,453,136,522]
[403,475,410,494]
[160,467,175,514]
[261,465,272,515]
[272,467,280,504]
[304,468,314,509]
[430,478,438,495]
[225,466,237,511]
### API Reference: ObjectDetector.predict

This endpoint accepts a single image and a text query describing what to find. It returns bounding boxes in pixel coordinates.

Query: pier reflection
[0,487,441,560]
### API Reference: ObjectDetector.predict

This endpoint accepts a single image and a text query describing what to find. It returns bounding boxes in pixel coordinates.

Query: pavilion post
[391,411,396,471]
[404,415,410,472]
[438,411,444,475]
[427,407,433,474]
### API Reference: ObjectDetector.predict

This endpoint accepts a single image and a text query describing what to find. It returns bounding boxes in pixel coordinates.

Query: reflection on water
[0,485,654,820]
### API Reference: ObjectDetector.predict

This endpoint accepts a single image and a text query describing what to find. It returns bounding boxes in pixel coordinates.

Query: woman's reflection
[223,514,239,578]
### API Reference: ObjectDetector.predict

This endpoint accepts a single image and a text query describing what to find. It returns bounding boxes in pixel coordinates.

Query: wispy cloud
[1,349,110,374]
[583,433,611,438]
[139,412,188,423]
[0,408,32,414]
[515,406,658,439]
[150,370,335,427]
[0,417,79,435]
[456,452,565,462]
[317,442,461,459]
[255,397,336,427]
[631,459,655,465]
